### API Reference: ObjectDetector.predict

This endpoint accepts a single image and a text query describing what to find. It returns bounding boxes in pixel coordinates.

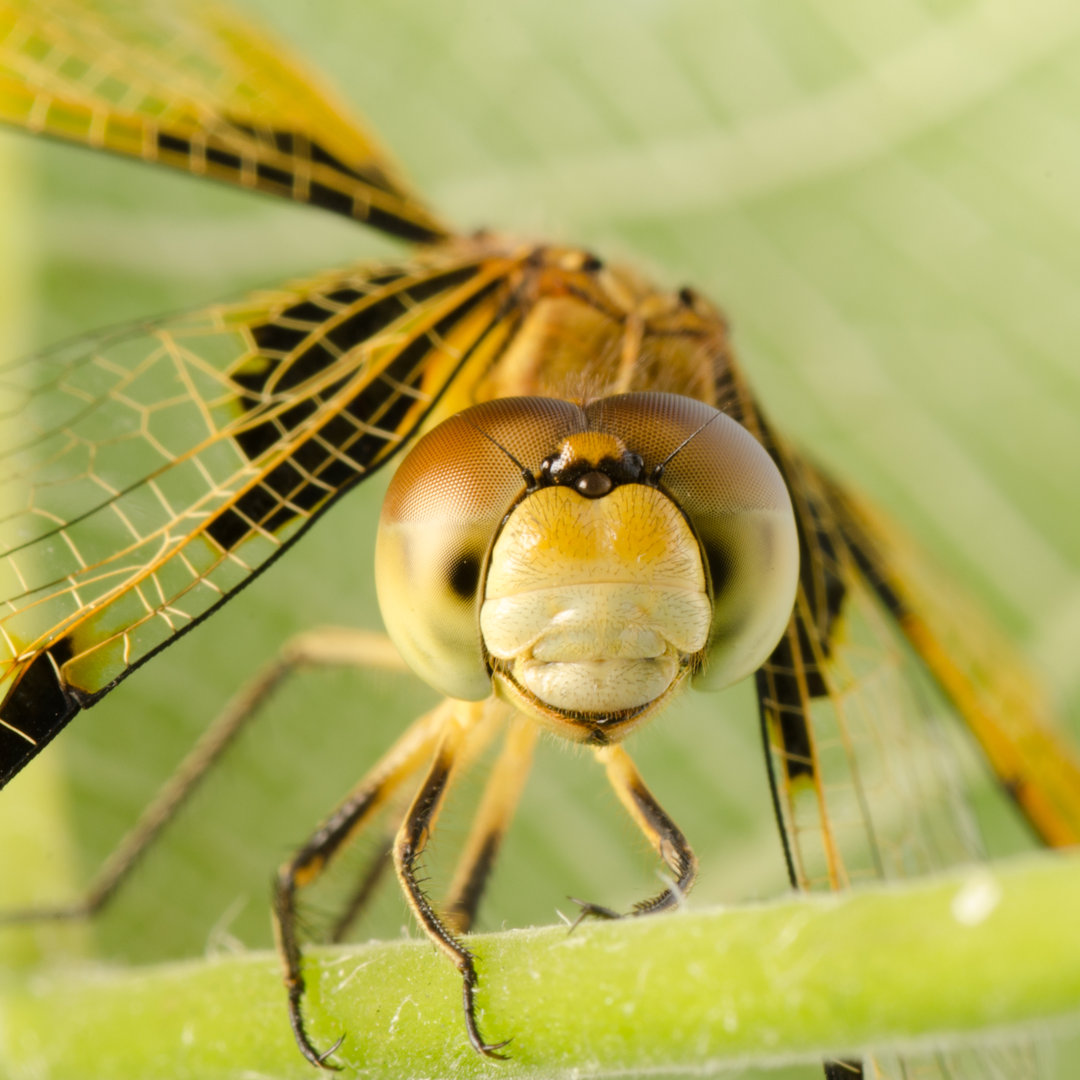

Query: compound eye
[375,397,584,701]
[656,414,799,690]
[583,394,799,690]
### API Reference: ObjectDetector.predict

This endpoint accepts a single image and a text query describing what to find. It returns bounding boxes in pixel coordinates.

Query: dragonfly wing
[0,0,449,243]
[753,430,1053,1078]
[0,247,527,785]
[829,477,1080,850]
[867,1046,1042,1080]
[757,449,981,890]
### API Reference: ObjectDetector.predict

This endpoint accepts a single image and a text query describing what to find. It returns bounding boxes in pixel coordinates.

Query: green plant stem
[2,852,1080,1078]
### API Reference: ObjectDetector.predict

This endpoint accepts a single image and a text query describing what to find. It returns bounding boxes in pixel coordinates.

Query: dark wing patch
[0,249,528,786]
[0,0,449,243]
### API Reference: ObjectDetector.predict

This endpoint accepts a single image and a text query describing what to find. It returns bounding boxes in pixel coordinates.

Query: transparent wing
[0,246,528,784]
[0,0,449,243]
[831,479,1080,850]
[753,430,1074,1078]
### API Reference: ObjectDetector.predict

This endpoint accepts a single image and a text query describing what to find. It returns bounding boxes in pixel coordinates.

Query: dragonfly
[2,1,1079,1077]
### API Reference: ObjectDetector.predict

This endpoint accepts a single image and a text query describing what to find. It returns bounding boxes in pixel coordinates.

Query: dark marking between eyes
[574,471,611,498]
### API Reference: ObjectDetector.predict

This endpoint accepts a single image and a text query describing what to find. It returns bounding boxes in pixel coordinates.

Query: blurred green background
[2,0,1080,1076]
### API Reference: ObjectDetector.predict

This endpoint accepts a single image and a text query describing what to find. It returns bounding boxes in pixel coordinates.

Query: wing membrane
[0,247,527,784]
[0,0,449,242]
[753,434,1061,1078]
[832,481,1080,850]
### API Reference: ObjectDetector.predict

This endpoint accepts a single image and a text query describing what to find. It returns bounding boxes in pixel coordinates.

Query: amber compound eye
[375,397,586,701]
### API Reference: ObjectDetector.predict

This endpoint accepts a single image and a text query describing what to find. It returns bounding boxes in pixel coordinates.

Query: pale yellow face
[375,393,799,745]
[482,479,713,719]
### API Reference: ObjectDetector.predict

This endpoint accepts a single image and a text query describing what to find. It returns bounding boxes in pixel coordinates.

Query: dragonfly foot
[463,976,511,1059]
[289,992,344,1071]
[567,896,623,932]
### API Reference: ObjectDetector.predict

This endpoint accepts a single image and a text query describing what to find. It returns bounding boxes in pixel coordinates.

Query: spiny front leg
[271,700,453,1069]
[394,722,510,1058]
[572,743,697,927]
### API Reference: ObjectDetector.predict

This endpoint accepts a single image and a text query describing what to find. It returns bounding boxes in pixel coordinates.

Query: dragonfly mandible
[2,2,1079,1077]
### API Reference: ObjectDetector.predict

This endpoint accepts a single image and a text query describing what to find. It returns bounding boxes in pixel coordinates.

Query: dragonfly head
[375,393,799,743]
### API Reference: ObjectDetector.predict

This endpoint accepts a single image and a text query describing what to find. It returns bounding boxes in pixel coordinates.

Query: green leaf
[4,854,1080,1079]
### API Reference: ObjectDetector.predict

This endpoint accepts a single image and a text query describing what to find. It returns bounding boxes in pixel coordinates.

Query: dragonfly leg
[571,744,697,927]
[393,710,512,1059]
[442,714,538,934]
[0,627,408,926]
[326,832,395,944]
[329,704,529,943]
[272,697,459,1069]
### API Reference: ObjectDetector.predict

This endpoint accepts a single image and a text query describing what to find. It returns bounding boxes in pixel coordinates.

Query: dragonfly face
[2,2,1080,1078]
[376,392,800,742]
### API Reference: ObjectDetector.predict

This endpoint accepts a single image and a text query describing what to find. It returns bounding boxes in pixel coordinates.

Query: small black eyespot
[678,286,697,307]
[581,253,604,272]
[448,552,482,599]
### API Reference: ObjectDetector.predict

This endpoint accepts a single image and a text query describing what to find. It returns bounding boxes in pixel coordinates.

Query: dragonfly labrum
[1,1,1079,1077]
